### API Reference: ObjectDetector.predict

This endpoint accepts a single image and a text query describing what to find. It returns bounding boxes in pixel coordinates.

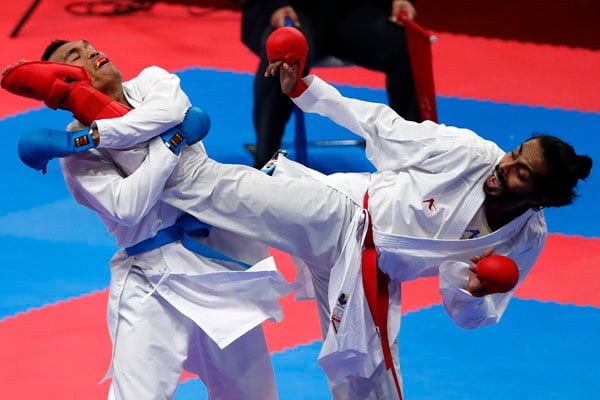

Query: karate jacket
[274,75,547,384]
[59,67,293,378]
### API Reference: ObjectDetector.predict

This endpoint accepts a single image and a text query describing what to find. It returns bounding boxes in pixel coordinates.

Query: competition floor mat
[1,1,599,399]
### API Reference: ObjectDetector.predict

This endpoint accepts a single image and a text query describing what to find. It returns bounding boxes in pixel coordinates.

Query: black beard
[486,165,523,204]
[488,187,523,204]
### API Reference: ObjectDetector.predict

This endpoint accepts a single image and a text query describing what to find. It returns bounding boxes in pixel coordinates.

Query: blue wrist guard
[72,129,96,152]
[160,128,186,154]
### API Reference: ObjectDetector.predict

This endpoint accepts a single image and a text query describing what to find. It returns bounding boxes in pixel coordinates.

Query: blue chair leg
[293,105,308,165]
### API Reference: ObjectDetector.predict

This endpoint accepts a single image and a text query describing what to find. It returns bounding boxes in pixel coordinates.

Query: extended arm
[263,25,484,171]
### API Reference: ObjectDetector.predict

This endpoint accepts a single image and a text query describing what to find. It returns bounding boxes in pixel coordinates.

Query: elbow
[114,208,145,226]
[454,319,481,330]
[453,313,499,330]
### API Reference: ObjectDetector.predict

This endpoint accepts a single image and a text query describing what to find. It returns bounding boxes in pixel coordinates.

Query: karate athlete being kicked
[2,40,294,400]
[6,29,593,400]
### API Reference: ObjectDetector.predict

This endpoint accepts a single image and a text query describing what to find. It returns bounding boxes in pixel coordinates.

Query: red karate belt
[362,193,403,399]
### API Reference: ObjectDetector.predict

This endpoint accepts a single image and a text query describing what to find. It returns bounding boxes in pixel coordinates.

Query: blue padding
[398,300,600,399]
[174,301,600,399]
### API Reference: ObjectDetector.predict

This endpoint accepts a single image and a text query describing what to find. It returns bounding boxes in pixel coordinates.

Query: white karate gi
[59,66,293,400]
[158,75,547,399]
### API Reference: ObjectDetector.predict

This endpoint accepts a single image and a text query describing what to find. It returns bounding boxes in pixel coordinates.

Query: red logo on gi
[423,198,436,211]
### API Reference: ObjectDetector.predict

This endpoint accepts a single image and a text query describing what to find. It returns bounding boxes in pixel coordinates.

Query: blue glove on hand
[160,106,211,154]
[18,128,95,172]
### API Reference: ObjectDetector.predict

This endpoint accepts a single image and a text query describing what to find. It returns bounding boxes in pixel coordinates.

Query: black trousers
[251,4,421,168]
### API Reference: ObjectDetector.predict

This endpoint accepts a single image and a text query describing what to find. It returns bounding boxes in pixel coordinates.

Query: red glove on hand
[266,26,308,97]
[469,255,520,297]
[1,60,131,125]
[1,61,90,109]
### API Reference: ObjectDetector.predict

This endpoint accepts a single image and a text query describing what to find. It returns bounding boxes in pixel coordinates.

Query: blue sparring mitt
[18,128,95,173]
[160,106,211,154]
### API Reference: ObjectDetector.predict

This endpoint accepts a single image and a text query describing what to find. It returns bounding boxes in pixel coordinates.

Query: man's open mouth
[486,169,503,191]
[95,56,109,70]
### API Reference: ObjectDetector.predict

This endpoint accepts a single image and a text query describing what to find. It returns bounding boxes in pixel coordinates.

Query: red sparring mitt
[1,61,90,109]
[266,26,308,97]
[1,60,130,125]
[469,255,520,297]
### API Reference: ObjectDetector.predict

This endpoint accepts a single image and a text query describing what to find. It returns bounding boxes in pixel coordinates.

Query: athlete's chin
[483,184,503,198]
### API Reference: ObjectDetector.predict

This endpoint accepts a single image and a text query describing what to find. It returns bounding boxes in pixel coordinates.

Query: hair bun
[576,155,593,180]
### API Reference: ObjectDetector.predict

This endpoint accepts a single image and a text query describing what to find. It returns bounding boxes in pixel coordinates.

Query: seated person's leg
[331,4,421,121]
[252,55,294,169]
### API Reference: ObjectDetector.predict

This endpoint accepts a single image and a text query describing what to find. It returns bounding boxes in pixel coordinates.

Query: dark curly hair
[41,39,68,61]
[529,134,592,209]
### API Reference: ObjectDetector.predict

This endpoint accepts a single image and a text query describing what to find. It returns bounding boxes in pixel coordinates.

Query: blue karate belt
[125,214,251,269]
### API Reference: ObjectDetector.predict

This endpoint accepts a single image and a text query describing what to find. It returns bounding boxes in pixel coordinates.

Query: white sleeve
[439,261,502,329]
[293,75,489,171]
[60,137,179,226]
[438,238,544,329]
[94,66,191,149]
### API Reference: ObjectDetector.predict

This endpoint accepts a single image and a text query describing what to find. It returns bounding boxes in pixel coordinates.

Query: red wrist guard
[288,78,307,98]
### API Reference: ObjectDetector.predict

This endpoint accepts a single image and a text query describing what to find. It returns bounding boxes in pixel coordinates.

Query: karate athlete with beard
[8,31,593,399]
[4,40,294,400]
[157,28,593,399]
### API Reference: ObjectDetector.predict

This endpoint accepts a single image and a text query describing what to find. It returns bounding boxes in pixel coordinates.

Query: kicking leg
[162,144,361,267]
